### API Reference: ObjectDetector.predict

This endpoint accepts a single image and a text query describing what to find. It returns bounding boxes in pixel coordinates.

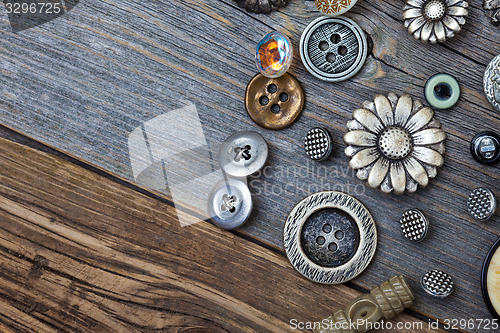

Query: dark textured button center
[300,208,360,267]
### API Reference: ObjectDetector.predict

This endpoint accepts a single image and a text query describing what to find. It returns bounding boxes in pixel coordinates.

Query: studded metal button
[467,188,497,221]
[424,73,460,109]
[400,209,429,242]
[304,127,333,161]
[300,16,368,82]
[284,191,377,284]
[208,178,252,230]
[484,54,500,113]
[245,73,305,130]
[421,270,454,298]
[471,131,500,164]
[219,131,268,178]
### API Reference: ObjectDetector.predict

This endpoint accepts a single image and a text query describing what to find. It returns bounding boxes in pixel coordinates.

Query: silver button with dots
[304,127,333,161]
[467,187,497,221]
[421,270,454,298]
[399,209,429,242]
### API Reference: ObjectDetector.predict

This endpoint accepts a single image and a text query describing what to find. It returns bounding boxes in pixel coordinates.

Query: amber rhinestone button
[245,73,305,130]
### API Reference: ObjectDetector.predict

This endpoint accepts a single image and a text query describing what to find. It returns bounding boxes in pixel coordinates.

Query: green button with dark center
[424,73,460,110]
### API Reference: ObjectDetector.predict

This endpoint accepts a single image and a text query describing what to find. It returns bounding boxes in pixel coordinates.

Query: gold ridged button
[245,73,305,130]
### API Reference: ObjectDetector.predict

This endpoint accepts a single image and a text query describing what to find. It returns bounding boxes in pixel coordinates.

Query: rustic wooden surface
[0,137,441,332]
[0,0,499,331]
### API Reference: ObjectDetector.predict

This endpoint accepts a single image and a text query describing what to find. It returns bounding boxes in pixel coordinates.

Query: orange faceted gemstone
[259,39,281,71]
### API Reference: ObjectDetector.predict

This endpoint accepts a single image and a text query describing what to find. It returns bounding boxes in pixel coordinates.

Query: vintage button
[485,54,500,113]
[245,73,305,130]
[284,191,377,284]
[400,209,429,242]
[467,187,497,221]
[255,31,293,78]
[470,131,500,164]
[421,270,454,298]
[315,0,358,16]
[304,127,333,161]
[208,178,252,230]
[219,131,268,177]
[402,0,468,44]
[300,16,368,82]
[424,73,460,109]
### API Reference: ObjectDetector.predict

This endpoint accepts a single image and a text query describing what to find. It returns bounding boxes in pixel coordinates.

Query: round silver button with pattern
[208,178,252,230]
[300,16,368,82]
[219,131,268,178]
[284,191,377,284]
[467,188,497,221]
[484,54,500,113]
[304,127,333,161]
[400,209,429,242]
[421,270,454,298]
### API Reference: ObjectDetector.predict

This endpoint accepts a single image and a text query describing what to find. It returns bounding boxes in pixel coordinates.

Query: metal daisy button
[208,178,252,230]
[300,16,368,82]
[484,54,500,113]
[344,93,447,194]
[219,131,269,178]
[402,0,468,43]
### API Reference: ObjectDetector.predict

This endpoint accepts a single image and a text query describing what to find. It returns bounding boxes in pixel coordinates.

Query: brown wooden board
[0,137,440,332]
[0,0,499,329]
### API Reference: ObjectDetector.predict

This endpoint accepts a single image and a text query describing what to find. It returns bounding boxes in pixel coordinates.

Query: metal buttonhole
[208,178,252,230]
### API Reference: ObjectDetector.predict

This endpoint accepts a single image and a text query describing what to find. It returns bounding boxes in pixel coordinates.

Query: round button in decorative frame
[315,0,358,16]
[424,73,460,109]
[284,191,377,284]
[470,131,500,164]
[245,73,305,130]
[300,16,368,83]
[484,54,500,113]
[219,131,269,178]
[208,178,252,230]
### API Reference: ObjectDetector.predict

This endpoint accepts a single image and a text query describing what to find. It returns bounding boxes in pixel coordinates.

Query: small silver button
[300,16,368,82]
[208,178,252,230]
[304,127,333,161]
[467,188,497,221]
[400,209,429,242]
[421,270,454,298]
[219,131,268,177]
[470,131,500,164]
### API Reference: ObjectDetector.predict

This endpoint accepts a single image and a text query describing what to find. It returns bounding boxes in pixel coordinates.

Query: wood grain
[0,137,439,332]
[0,0,499,328]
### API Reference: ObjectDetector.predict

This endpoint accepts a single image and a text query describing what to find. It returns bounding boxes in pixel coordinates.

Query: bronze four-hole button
[245,73,305,130]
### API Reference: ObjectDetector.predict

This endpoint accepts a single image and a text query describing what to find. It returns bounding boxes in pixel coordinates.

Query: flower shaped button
[402,0,469,43]
[344,93,447,194]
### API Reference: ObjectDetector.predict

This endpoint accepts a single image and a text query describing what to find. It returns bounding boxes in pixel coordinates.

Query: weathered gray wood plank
[0,0,499,329]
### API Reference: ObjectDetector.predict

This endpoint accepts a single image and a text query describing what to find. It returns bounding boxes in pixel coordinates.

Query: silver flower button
[402,0,469,44]
[344,93,447,194]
